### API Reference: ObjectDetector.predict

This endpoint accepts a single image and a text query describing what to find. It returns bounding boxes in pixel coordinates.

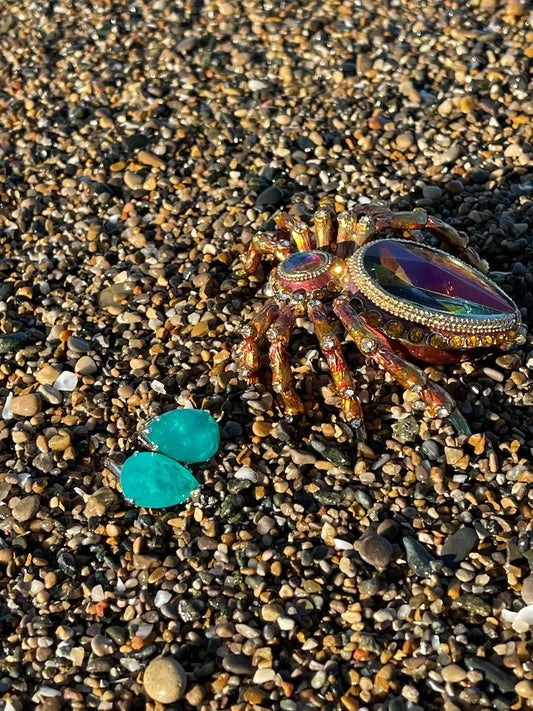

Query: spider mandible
[234,202,525,438]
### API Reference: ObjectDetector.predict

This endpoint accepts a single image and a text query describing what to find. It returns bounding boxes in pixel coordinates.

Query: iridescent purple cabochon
[279,251,331,280]
[363,240,515,317]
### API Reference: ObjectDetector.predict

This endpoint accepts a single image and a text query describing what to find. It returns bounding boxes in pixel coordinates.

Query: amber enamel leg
[236,302,279,383]
[369,209,489,274]
[313,204,337,250]
[267,306,304,418]
[336,204,387,256]
[308,302,365,429]
[237,233,293,276]
[274,213,313,251]
[333,297,470,435]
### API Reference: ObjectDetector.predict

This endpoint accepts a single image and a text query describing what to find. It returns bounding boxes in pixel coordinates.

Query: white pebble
[452,474,468,483]
[2,392,13,420]
[514,619,531,634]
[155,590,172,607]
[151,380,166,394]
[253,668,276,683]
[91,585,105,602]
[248,79,268,91]
[53,371,78,392]
[502,606,533,633]
[234,466,258,482]
[333,538,353,550]
[515,604,533,626]
[36,687,61,698]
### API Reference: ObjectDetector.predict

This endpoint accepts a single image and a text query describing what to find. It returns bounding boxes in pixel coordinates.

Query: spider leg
[313,203,337,250]
[371,209,489,274]
[275,213,313,252]
[333,297,470,436]
[236,302,280,383]
[308,302,365,433]
[425,214,489,274]
[236,232,293,277]
[267,305,305,418]
[336,204,387,258]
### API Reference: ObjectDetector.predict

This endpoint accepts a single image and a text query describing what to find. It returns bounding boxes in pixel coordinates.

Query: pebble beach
[0,0,533,709]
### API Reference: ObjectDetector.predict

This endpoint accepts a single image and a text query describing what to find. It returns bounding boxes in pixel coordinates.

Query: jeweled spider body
[235,203,525,437]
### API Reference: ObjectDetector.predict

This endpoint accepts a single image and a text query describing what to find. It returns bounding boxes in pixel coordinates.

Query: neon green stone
[141,409,220,463]
[120,452,200,508]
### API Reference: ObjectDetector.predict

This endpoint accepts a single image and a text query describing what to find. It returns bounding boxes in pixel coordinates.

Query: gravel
[0,0,532,710]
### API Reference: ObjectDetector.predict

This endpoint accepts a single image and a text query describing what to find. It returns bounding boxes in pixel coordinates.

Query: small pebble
[53,372,78,392]
[12,495,40,522]
[440,665,466,684]
[10,394,42,417]
[75,356,97,375]
[143,657,187,703]
[357,535,393,571]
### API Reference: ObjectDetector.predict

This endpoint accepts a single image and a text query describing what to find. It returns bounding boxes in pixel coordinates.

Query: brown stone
[11,394,42,417]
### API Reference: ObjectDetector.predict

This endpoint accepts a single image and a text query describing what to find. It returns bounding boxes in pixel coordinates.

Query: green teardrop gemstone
[120,452,200,508]
[141,409,220,463]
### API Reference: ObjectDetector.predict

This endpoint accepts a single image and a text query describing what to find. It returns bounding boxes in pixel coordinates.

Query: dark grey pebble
[129,644,158,659]
[420,440,441,460]
[314,490,342,506]
[310,438,351,465]
[402,536,435,577]
[106,626,128,645]
[445,179,464,195]
[67,335,91,352]
[0,332,28,353]
[86,658,112,674]
[440,527,478,568]
[377,519,400,542]
[222,421,242,438]
[255,186,284,208]
[124,133,148,150]
[222,654,253,675]
[465,657,516,693]
[177,599,202,623]
[197,535,218,551]
[176,36,198,53]
[296,136,315,152]
[57,550,77,576]
[354,489,373,510]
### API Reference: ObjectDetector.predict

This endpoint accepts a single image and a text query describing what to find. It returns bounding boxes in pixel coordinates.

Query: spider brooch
[234,202,525,438]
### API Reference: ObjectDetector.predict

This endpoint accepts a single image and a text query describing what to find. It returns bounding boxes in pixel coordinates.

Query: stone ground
[0,0,532,709]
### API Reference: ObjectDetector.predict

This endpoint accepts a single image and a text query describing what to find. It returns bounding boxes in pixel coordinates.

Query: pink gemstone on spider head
[280,250,330,278]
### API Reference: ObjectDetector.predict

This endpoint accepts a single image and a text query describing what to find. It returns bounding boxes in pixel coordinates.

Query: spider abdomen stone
[359,240,516,319]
